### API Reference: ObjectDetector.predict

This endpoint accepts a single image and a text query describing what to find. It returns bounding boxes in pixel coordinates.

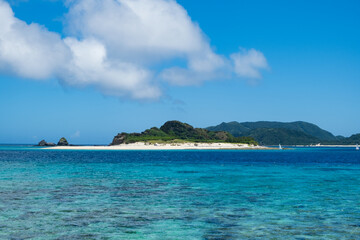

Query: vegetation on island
[207,121,359,145]
[332,133,360,145]
[111,121,258,145]
[245,128,320,145]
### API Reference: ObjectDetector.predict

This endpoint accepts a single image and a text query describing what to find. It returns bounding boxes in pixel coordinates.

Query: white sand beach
[46,142,269,150]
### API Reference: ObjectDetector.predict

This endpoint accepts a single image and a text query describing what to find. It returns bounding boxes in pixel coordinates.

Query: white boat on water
[279,144,282,150]
[356,144,359,151]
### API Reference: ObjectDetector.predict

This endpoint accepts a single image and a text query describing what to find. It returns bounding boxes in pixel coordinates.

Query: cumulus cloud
[231,48,269,79]
[0,0,69,79]
[61,37,160,99]
[65,0,207,61]
[65,0,229,86]
[0,0,160,99]
[0,0,269,100]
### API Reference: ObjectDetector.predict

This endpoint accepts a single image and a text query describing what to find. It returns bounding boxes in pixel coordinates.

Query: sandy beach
[46,142,269,150]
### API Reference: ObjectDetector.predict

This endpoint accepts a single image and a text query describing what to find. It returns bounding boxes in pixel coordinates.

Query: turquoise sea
[0,146,360,239]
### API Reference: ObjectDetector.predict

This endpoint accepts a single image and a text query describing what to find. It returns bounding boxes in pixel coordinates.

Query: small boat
[279,144,282,150]
[356,144,359,151]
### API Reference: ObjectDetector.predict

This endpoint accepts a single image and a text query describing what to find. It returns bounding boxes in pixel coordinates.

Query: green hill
[339,134,360,145]
[242,121,336,141]
[111,121,258,145]
[207,121,251,137]
[207,121,336,141]
[247,128,320,145]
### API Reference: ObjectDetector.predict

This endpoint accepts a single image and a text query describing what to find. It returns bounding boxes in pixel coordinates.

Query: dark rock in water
[37,140,56,147]
[57,137,69,146]
[38,140,47,146]
[111,133,127,145]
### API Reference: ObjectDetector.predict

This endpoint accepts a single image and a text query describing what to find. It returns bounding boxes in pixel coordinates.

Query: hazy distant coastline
[207,121,360,146]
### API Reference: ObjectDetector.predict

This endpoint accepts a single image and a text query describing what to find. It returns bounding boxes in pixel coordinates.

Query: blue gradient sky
[1,0,359,144]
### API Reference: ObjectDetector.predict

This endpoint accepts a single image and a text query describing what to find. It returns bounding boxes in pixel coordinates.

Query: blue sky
[0,0,359,144]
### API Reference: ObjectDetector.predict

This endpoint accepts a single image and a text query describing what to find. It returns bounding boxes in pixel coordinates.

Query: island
[39,120,359,150]
[46,121,269,150]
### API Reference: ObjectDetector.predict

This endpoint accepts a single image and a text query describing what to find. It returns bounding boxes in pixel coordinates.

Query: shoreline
[45,142,270,150]
[294,145,359,148]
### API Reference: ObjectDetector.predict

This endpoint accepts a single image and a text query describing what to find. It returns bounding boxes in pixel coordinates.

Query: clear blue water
[0,146,360,239]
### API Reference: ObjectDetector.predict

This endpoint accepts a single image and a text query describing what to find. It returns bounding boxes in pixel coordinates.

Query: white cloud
[0,0,269,100]
[65,0,234,86]
[65,0,205,62]
[160,47,229,85]
[61,37,160,99]
[231,48,269,79]
[0,0,69,79]
[0,0,160,99]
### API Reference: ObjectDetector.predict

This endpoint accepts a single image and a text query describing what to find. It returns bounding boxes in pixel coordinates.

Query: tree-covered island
[111,121,258,145]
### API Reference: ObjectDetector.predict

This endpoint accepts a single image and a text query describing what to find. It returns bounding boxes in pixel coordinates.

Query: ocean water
[0,146,360,239]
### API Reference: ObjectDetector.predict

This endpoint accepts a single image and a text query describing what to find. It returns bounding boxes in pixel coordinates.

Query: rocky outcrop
[37,140,56,146]
[57,137,69,146]
[38,140,47,146]
[111,133,127,145]
[160,120,194,137]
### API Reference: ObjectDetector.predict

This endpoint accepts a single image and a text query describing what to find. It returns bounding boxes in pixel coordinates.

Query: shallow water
[0,146,360,239]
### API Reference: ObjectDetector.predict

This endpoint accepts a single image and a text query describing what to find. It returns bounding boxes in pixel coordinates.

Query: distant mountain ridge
[206,121,353,145]
[340,134,360,145]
